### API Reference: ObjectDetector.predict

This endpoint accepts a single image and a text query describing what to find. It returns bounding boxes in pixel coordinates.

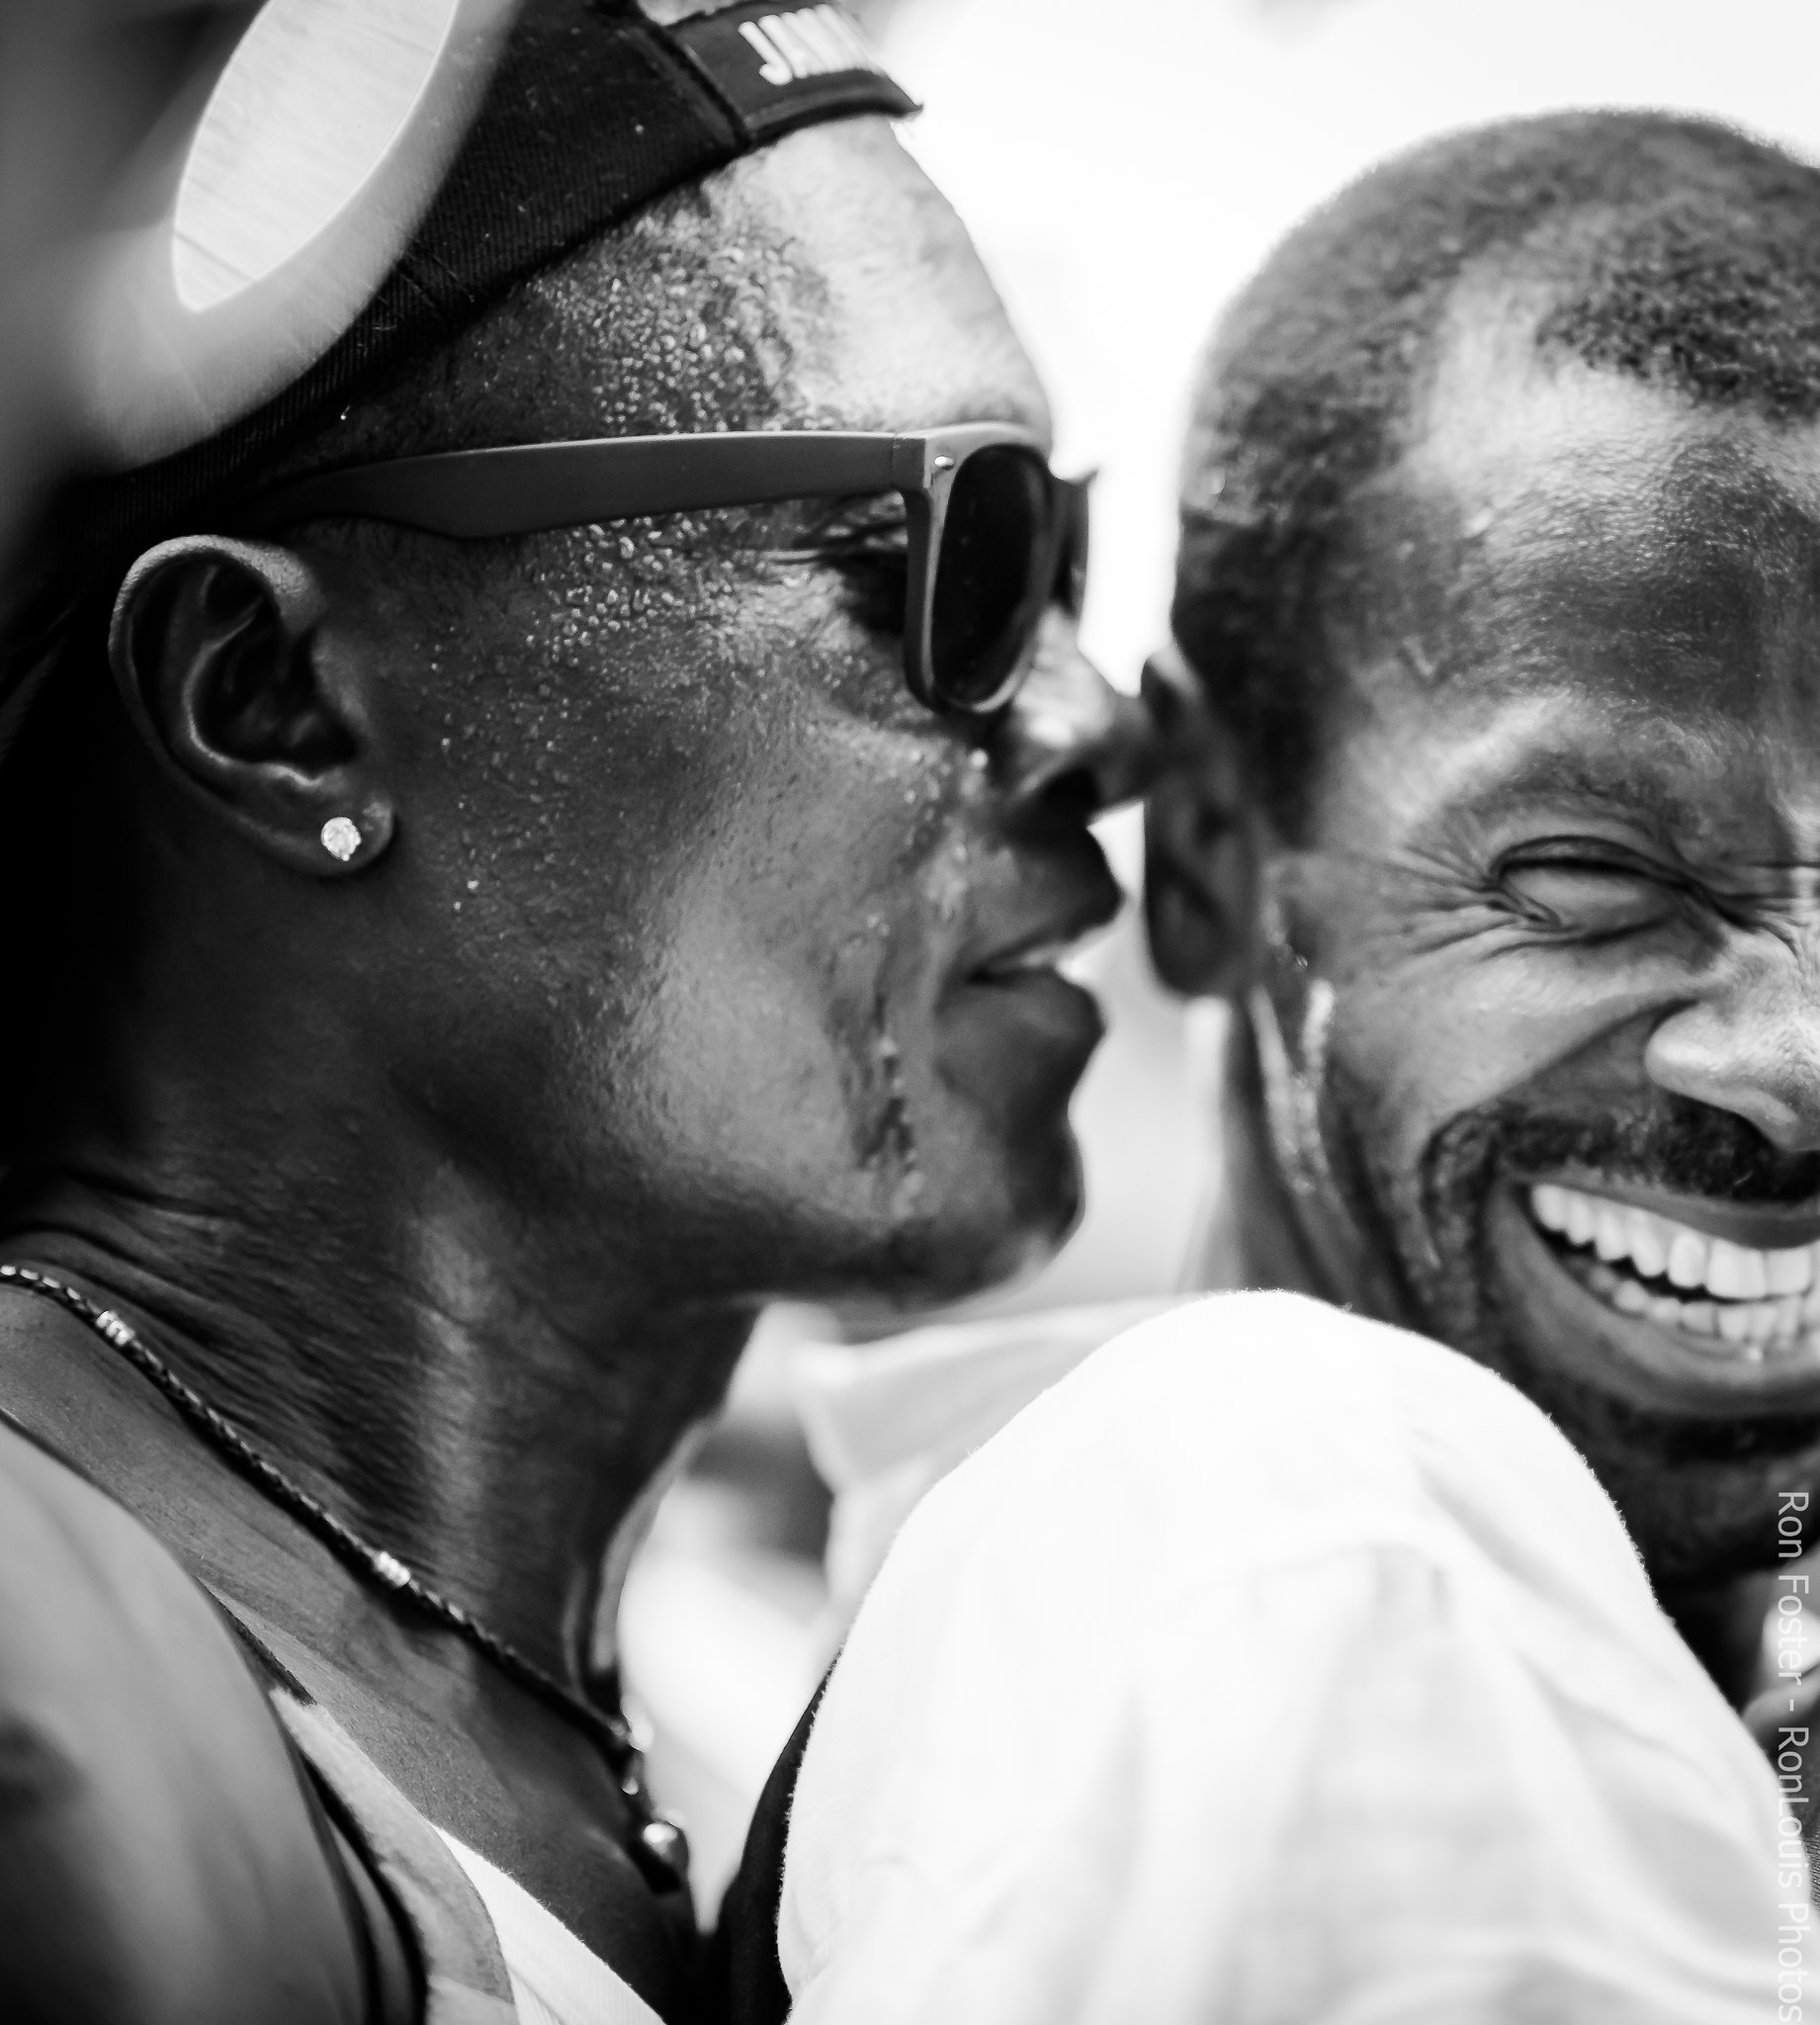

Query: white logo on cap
[737,7,879,88]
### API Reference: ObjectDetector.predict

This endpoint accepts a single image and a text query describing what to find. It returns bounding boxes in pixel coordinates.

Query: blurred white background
[625,0,1820,1913]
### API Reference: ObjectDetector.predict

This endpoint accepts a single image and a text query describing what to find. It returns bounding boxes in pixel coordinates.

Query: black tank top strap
[705,1670,829,2025]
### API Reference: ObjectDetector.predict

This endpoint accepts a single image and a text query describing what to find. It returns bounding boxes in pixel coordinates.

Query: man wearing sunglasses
[0,2,1148,2019]
[252,423,1090,720]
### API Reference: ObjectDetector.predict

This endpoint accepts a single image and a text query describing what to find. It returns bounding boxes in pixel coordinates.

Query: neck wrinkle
[0,1151,752,1697]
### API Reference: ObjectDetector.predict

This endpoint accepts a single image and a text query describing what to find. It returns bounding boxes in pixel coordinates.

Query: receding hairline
[1167,110,1820,833]
[1182,111,1820,514]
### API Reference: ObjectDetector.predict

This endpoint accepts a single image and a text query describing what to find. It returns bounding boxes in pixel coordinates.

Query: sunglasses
[249,422,1088,718]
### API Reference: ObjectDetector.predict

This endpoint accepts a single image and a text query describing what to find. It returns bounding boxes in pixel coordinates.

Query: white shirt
[779,1292,1799,2024]
[436,1829,665,2025]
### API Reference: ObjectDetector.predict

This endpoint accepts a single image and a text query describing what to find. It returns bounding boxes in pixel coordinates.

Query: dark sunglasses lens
[929,446,1051,711]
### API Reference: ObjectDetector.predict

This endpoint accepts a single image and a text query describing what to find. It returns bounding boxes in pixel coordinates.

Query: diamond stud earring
[320,816,362,863]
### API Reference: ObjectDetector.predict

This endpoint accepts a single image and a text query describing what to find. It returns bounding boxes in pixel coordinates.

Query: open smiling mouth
[1526,1182,1820,1366]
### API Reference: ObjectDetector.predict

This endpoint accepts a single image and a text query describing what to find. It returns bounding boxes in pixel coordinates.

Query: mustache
[1437,1093,1820,1208]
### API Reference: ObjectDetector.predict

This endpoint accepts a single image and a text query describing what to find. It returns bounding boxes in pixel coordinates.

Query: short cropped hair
[1172,110,1820,832]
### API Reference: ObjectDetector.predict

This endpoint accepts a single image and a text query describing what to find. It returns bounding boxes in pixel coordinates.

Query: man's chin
[833,1179,1081,1330]
[908,1129,1084,1310]
[1472,1183,1820,1582]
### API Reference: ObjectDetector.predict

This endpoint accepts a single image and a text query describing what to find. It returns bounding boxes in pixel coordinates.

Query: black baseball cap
[3,0,915,741]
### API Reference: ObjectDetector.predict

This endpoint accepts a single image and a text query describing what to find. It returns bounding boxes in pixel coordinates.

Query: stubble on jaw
[1249,953,1820,1583]
[1340,1073,1820,1584]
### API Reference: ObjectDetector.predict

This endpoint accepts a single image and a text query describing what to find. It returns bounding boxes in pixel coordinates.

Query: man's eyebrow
[1429,738,1721,838]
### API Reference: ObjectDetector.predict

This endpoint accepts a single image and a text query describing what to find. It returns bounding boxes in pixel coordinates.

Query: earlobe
[1141,653,1259,1000]
[110,536,393,876]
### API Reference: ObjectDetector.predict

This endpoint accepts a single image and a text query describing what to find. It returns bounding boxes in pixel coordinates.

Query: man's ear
[1142,651,1259,1000]
[109,535,393,876]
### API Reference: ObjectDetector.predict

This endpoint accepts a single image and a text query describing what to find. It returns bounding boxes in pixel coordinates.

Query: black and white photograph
[3,2,1820,2019]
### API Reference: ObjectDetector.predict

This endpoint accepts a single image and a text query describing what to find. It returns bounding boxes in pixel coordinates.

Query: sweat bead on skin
[0,3,1154,2016]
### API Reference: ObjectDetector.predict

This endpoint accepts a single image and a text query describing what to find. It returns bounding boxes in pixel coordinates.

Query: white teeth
[1705,1238,1769,1301]
[1526,1181,1820,1363]
[1626,1209,1668,1280]
[1667,1230,1709,1289]
[1717,1301,1754,1344]
[1594,1204,1628,1262]
[1770,1247,1815,1296]
[1611,1277,1650,1316]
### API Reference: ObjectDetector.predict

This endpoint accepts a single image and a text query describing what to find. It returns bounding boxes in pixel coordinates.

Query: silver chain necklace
[0,1262,689,1892]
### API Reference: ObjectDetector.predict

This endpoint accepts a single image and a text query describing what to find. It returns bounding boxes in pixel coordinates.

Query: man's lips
[1526,1173,1820,1252]
[970,927,1106,983]
[965,878,1122,987]
[1507,1175,1820,1403]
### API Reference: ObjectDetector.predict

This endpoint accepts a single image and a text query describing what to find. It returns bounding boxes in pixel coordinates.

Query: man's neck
[0,1134,752,1697]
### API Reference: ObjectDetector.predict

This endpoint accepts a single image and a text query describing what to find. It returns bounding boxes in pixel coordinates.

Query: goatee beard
[1315,1067,1820,1584]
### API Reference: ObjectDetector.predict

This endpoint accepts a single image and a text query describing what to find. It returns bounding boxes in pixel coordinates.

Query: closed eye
[1497,848,1685,939]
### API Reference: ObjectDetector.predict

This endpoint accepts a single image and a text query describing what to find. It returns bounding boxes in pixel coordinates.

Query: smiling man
[1144,108,1820,1706]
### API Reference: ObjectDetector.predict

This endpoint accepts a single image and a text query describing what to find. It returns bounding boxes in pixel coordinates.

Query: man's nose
[1645,936,1820,1152]
[989,614,1161,824]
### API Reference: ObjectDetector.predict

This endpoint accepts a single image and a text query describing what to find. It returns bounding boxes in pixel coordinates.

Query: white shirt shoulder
[780,1292,1795,2025]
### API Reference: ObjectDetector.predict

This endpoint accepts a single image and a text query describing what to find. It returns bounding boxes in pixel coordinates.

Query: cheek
[1332,964,1571,1164]
[610,715,963,1189]
[1290,872,1670,1182]
[408,554,980,1221]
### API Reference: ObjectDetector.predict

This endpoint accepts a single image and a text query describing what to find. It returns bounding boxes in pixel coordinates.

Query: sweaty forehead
[373,119,1048,453]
